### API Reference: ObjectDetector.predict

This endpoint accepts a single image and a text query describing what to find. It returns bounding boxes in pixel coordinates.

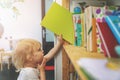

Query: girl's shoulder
[18,67,40,79]
[19,67,39,76]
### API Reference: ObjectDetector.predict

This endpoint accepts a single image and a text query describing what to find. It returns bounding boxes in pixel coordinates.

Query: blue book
[105,15,120,44]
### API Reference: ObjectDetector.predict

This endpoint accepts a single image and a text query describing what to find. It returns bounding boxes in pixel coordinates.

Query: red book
[96,22,119,58]
[105,16,120,44]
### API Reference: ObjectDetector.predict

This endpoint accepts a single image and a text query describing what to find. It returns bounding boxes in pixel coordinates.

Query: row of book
[72,4,120,58]
[41,2,120,58]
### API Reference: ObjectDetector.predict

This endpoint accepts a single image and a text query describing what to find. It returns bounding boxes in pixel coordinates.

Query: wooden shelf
[60,0,120,80]
[63,44,105,80]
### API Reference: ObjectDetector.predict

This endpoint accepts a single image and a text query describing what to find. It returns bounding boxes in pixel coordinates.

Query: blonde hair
[12,39,41,70]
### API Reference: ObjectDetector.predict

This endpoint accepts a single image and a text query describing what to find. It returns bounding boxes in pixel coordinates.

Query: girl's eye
[38,48,41,51]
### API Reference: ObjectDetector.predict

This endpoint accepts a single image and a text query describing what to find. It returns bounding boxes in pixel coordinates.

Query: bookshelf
[60,0,120,80]
[63,45,105,80]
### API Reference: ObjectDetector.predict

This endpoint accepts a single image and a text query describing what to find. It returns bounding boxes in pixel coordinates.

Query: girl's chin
[37,61,42,64]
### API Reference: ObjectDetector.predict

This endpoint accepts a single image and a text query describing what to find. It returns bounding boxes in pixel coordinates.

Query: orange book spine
[92,18,97,52]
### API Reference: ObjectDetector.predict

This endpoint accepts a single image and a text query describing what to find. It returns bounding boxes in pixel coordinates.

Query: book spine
[92,18,97,52]
[96,22,111,57]
[80,13,85,47]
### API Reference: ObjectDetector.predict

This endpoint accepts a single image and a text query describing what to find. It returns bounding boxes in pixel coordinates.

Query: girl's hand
[38,57,47,80]
[38,57,47,71]
[57,34,64,45]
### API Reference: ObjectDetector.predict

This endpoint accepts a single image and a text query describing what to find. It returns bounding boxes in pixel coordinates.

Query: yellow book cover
[41,2,75,44]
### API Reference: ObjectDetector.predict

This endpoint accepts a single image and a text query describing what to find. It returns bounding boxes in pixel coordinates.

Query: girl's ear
[26,55,33,61]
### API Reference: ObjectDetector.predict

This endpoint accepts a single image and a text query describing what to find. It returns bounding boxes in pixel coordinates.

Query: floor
[0,64,18,80]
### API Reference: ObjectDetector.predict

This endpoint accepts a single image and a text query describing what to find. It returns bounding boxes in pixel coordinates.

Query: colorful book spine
[76,23,82,46]
[92,18,97,52]
[84,6,93,52]
[105,15,120,44]
[73,14,82,46]
[80,13,85,47]
[96,22,119,58]
[96,29,104,53]
[84,6,100,52]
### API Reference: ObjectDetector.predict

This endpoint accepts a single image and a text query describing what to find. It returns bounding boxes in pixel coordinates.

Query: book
[92,18,97,52]
[96,28,104,53]
[80,13,85,47]
[72,14,82,46]
[105,15,120,44]
[77,58,120,80]
[84,6,93,52]
[41,2,75,44]
[84,6,100,52]
[96,22,119,58]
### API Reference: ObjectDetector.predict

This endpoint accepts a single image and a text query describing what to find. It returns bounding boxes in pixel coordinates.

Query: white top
[17,67,40,80]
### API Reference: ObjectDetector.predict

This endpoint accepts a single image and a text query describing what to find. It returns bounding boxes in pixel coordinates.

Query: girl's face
[33,49,44,64]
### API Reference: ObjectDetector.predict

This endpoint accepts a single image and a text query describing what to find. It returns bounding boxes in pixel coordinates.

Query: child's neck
[24,63,37,68]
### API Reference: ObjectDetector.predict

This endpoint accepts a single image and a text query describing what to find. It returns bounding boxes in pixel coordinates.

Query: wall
[0,0,42,50]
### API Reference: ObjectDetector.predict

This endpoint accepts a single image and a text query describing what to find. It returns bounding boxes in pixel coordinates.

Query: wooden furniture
[63,44,105,80]
[56,0,120,80]
[0,50,12,71]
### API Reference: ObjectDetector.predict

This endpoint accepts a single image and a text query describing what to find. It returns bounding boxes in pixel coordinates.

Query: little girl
[12,35,63,80]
